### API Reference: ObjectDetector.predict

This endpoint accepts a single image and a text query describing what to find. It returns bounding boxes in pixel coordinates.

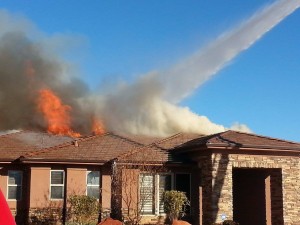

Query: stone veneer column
[211,153,233,224]
[198,153,233,224]
[281,158,300,224]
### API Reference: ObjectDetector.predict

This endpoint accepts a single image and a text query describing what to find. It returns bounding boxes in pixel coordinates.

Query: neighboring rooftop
[0,130,73,161]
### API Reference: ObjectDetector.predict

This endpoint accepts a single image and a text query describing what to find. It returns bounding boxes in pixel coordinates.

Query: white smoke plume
[0,0,299,137]
[95,0,300,136]
[161,0,300,103]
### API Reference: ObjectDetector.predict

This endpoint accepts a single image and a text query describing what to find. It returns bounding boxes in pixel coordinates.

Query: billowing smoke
[0,0,299,137]
[95,0,300,136]
[0,10,91,133]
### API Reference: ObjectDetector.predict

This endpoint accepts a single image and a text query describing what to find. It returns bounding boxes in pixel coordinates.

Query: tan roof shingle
[23,132,143,162]
[0,130,73,161]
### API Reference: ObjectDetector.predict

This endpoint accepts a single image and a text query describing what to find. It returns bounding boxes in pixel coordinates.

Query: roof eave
[19,158,106,165]
[207,143,300,152]
[174,143,300,156]
[0,159,15,163]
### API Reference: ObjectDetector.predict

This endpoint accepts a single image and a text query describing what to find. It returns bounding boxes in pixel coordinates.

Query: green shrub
[163,190,190,221]
[68,195,101,224]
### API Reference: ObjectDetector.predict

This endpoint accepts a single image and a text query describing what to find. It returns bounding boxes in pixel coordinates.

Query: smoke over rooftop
[0,0,299,137]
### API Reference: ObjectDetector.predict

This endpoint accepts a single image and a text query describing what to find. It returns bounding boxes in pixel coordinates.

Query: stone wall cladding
[209,153,300,225]
[28,207,63,225]
[197,154,233,225]
[211,153,232,224]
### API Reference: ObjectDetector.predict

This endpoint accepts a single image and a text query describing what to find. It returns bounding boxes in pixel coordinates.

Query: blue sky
[1,0,300,141]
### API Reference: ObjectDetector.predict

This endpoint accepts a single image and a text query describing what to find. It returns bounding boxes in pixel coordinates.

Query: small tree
[68,195,101,224]
[163,190,190,222]
[112,164,166,225]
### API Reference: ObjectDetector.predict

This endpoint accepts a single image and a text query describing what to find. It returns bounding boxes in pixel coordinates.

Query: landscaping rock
[172,219,191,225]
[98,218,122,225]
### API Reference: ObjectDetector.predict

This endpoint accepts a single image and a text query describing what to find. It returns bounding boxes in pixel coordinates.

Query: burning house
[0,130,300,225]
[1,1,300,225]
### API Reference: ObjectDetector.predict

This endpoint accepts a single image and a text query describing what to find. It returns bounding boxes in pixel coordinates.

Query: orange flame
[37,88,81,137]
[92,118,105,135]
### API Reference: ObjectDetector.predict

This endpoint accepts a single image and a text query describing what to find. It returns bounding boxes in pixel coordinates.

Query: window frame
[139,173,174,216]
[7,170,23,201]
[86,170,100,199]
[139,173,155,215]
[50,170,65,200]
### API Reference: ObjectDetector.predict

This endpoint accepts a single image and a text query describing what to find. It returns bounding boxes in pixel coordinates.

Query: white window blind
[140,174,154,214]
[140,173,173,215]
[50,170,64,199]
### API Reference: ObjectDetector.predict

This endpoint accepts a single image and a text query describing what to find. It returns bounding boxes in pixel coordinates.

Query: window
[87,171,100,199]
[139,174,172,215]
[140,174,155,214]
[50,170,64,199]
[7,171,22,200]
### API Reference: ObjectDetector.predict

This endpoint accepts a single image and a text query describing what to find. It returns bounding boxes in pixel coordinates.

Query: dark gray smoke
[0,11,91,133]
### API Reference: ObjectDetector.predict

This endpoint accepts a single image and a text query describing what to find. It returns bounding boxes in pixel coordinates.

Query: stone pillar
[282,159,300,224]
[211,153,233,223]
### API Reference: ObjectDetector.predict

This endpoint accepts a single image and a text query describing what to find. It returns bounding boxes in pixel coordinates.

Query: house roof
[153,133,204,149]
[175,130,300,151]
[21,132,144,163]
[19,132,200,164]
[112,132,163,146]
[1,130,300,164]
[114,133,203,164]
[0,130,73,161]
[116,145,171,163]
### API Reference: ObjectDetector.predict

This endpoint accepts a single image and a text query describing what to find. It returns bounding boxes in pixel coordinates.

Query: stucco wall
[101,167,112,215]
[0,168,10,206]
[121,168,139,213]
[199,153,300,225]
[29,167,52,208]
[66,168,87,197]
